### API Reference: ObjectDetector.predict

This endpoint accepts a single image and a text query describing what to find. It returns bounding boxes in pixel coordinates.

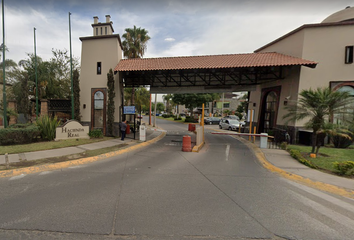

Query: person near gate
[119,120,127,141]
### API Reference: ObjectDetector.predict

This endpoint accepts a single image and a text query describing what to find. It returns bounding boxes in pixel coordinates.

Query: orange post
[249,110,253,141]
[182,135,192,152]
[253,126,256,143]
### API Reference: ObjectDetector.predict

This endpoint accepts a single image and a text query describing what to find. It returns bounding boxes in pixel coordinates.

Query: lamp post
[69,12,74,119]
[2,0,6,127]
[34,27,38,119]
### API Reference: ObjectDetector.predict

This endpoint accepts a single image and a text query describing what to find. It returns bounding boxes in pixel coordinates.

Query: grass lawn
[287,144,354,174]
[156,116,188,124]
[0,137,115,155]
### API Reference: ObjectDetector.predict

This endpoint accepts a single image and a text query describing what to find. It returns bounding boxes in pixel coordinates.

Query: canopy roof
[114,52,317,94]
[114,52,317,72]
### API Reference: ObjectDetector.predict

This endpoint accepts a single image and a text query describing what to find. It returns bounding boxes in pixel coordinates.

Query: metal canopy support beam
[121,66,287,91]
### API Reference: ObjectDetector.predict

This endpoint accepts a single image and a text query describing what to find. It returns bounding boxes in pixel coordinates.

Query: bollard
[260,133,268,149]
[5,153,9,169]
[182,135,192,152]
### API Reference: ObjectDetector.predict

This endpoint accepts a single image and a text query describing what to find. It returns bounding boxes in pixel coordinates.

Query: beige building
[249,6,354,143]
[79,15,123,135]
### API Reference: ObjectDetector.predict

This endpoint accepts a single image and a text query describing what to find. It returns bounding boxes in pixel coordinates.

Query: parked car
[204,117,221,125]
[219,119,244,131]
[222,115,240,120]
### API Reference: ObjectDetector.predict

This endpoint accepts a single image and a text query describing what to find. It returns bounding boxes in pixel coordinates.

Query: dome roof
[322,6,354,23]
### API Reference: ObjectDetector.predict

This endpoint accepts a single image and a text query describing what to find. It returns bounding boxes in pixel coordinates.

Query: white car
[219,119,243,131]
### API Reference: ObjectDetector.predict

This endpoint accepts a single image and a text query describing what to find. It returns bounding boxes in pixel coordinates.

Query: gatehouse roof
[114,52,317,72]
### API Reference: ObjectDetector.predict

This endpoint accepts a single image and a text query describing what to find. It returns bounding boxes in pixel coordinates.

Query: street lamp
[69,12,74,119]
[2,0,6,127]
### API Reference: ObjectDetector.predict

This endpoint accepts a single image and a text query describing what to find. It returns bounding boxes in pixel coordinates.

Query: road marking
[9,174,26,181]
[289,189,354,231]
[225,144,230,161]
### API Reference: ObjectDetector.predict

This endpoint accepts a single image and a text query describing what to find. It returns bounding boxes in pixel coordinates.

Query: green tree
[283,87,353,154]
[134,87,150,114]
[162,94,173,113]
[122,26,150,106]
[156,102,165,113]
[0,44,17,84]
[73,69,81,122]
[235,93,248,120]
[18,49,79,99]
[172,93,219,114]
[107,69,115,136]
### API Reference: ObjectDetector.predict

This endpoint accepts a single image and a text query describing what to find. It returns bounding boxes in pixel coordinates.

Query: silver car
[219,119,243,131]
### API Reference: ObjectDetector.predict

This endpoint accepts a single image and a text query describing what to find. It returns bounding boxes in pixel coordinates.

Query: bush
[174,116,182,121]
[88,129,103,138]
[0,124,41,145]
[185,116,197,123]
[333,161,354,176]
[331,130,354,149]
[289,149,317,169]
[36,115,60,141]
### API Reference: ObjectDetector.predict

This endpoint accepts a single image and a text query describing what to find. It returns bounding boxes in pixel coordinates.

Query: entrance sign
[55,120,90,141]
[124,106,135,114]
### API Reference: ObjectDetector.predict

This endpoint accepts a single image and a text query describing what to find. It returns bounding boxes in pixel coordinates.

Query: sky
[3,0,354,65]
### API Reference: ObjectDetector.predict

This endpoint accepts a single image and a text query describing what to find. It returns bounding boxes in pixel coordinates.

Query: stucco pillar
[40,99,49,116]
[8,100,17,125]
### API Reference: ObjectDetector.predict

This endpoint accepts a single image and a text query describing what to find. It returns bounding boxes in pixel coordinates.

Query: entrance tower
[79,15,123,135]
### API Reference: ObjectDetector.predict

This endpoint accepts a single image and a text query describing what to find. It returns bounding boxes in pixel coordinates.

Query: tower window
[105,27,107,35]
[345,46,353,64]
[97,62,101,75]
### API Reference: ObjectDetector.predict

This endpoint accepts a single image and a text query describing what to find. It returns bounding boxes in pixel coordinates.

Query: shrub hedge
[289,149,317,169]
[0,124,41,145]
[333,161,354,176]
[88,129,103,138]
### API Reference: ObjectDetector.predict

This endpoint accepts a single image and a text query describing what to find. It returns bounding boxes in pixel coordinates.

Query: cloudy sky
[3,0,354,64]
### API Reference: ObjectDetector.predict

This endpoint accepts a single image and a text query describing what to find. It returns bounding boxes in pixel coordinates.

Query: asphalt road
[0,117,354,240]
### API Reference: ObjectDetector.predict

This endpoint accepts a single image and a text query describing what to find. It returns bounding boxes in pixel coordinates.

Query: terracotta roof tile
[114,52,317,72]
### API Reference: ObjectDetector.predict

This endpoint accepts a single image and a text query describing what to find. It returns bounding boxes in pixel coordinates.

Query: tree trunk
[311,132,317,153]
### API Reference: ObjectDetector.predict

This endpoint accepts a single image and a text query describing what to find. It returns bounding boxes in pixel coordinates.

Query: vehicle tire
[228,127,232,131]
[219,125,222,129]
[209,122,212,125]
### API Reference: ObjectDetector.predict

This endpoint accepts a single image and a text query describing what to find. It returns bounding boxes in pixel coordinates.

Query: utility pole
[69,12,74,119]
[2,0,6,127]
[34,27,38,119]
[153,94,157,127]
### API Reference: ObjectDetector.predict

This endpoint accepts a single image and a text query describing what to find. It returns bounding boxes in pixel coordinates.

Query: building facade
[249,7,354,143]
[79,15,123,136]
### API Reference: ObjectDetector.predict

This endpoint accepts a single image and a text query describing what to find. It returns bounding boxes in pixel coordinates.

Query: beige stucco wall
[80,36,122,124]
[254,23,354,129]
[248,66,301,127]
[299,25,354,92]
[256,30,305,58]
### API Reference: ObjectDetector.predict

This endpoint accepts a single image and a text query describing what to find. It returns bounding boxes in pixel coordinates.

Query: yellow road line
[0,131,166,178]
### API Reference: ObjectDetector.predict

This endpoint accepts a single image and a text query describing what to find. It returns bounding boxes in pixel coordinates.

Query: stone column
[40,99,49,116]
[8,100,17,125]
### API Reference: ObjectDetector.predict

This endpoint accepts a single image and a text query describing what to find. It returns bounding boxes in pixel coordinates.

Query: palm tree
[122,26,150,106]
[283,87,353,154]
[162,94,173,113]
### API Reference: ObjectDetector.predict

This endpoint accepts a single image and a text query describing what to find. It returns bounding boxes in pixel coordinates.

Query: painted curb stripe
[0,131,166,178]
[236,136,354,199]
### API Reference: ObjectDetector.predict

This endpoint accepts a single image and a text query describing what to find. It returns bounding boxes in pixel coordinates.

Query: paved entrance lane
[0,118,354,239]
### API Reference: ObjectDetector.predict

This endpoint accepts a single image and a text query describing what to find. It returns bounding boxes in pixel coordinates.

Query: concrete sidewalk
[0,126,164,165]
